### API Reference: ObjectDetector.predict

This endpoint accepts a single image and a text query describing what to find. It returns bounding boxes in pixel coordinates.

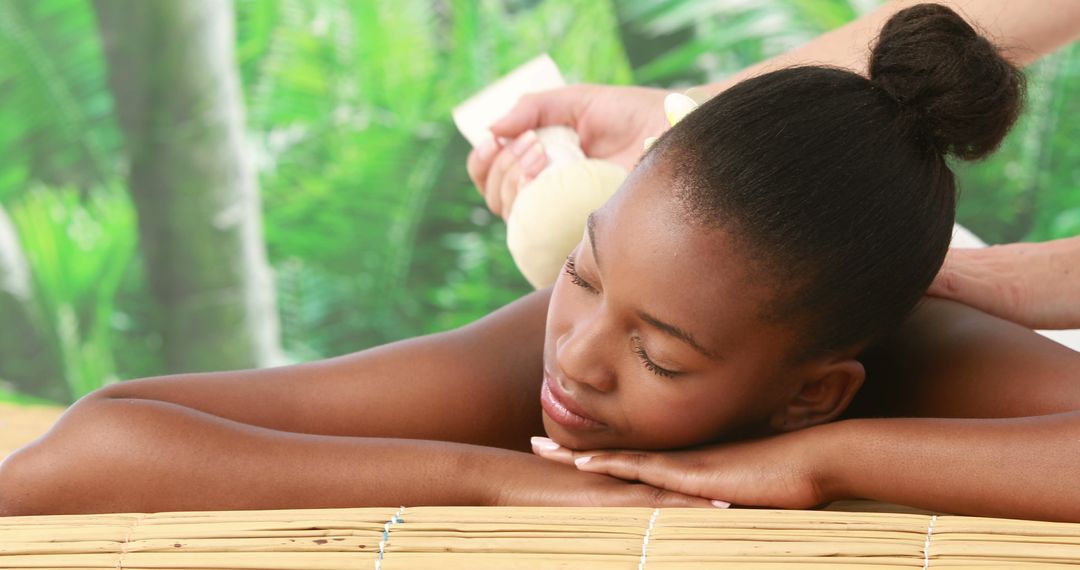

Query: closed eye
[564,255,598,294]
[632,336,678,378]
[565,254,681,377]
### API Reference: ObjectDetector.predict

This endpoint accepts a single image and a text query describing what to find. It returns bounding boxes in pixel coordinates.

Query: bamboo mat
[3,506,1080,568]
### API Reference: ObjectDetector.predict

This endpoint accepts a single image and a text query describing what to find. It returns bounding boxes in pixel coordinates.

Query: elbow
[0,442,55,516]
[0,397,126,516]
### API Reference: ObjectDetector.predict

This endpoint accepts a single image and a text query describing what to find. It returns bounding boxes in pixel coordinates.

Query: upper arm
[905,0,1080,66]
[855,297,1080,419]
[90,289,552,451]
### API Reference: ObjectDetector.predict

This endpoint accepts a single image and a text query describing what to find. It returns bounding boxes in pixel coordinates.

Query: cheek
[544,282,569,349]
[626,388,734,446]
[547,270,576,314]
[544,278,590,344]
[619,380,757,448]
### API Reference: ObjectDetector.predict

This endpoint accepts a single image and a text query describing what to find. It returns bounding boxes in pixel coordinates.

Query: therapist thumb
[490,94,546,139]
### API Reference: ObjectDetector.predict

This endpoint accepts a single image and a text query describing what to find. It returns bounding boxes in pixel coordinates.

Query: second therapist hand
[929,236,1080,330]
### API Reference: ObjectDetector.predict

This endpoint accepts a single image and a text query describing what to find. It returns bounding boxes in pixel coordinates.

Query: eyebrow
[638,311,717,359]
[586,212,717,360]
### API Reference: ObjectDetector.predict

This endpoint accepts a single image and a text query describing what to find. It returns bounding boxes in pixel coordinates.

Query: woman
[3,4,1079,522]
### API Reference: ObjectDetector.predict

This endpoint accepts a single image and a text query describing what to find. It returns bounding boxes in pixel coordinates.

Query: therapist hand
[466,85,670,218]
[928,237,1080,330]
[490,84,670,171]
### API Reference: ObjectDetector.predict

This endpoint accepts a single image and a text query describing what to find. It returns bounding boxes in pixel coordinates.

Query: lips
[540,372,606,430]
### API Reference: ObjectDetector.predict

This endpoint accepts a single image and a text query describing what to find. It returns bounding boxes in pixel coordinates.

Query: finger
[530,437,623,465]
[466,138,501,196]
[576,453,705,498]
[490,88,581,139]
[927,255,960,298]
[530,437,578,465]
[519,141,549,183]
[490,132,540,220]
[632,484,718,509]
[509,138,550,212]
[483,148,521,217]
[498,162,527,221]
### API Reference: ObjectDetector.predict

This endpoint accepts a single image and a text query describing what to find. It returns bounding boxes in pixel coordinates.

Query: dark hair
[654,3,1024,356]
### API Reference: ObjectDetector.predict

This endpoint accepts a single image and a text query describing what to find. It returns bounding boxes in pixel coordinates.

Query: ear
[769,358,865,432]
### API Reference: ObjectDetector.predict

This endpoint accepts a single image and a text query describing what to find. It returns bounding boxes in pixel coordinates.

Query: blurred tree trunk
[0,207,64,401]
[92,0,282,373]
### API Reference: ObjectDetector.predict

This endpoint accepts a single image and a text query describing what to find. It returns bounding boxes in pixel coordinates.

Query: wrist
[460,445,547,507]
[809,419,864,503]
[459,446,508,506]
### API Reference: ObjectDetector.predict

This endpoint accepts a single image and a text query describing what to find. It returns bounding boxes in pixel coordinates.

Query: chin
[547,416,728,451]
[541,414,611,451]
[543,414,660,451]
[541,415,579,448]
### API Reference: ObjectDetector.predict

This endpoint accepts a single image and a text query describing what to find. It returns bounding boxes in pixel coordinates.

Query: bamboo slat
[4,507,1080,569]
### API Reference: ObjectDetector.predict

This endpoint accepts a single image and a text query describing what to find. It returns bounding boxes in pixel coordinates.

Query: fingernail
[574,456,592,467]
[522,143,548,175]
[510,130,538,157]
[476,138,497,162]
[530,436,560,451]
[711,500,731,509]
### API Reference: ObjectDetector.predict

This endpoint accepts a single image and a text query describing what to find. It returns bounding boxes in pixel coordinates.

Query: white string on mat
[375,506,406,570]
[637,508,661,570]
[921,514,938,570]
[116,512,146,570]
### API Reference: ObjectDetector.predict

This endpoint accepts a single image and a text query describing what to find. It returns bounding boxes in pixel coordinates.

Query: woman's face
[541,163,806,450]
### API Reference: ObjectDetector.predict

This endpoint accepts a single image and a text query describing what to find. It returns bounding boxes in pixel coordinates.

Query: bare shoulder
[92,288,553,451]
[852,297,1080,419]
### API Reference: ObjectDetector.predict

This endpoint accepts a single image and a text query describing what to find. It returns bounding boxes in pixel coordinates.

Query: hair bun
[869,3,1024,160]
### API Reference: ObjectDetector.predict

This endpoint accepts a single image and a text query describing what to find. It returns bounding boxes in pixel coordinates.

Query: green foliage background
[0,0,1076,404]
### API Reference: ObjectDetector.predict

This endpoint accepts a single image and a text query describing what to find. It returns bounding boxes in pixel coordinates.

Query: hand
[466,131,549,221]
[490,84,671,171]
[531,429,835,510]
[482,448,715,508]
[928,242,1080,330]
[466,84,671,219]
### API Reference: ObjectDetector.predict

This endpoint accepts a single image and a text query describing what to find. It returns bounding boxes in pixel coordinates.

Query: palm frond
[9,187,135,400]
[0,0,119,199]
[618,0,863,85]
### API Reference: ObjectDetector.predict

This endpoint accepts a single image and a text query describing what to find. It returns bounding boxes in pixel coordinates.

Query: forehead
[593,164,771,349]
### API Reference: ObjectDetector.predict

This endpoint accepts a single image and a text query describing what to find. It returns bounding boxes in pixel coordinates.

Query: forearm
[0,396,525,515]
[822,413,1080,522]
[698,0,1080,97]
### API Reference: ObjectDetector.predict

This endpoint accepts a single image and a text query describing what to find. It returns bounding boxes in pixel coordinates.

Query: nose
[555,310,617,393]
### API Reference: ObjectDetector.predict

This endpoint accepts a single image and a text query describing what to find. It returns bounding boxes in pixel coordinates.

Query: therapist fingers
[469,131,547,220]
